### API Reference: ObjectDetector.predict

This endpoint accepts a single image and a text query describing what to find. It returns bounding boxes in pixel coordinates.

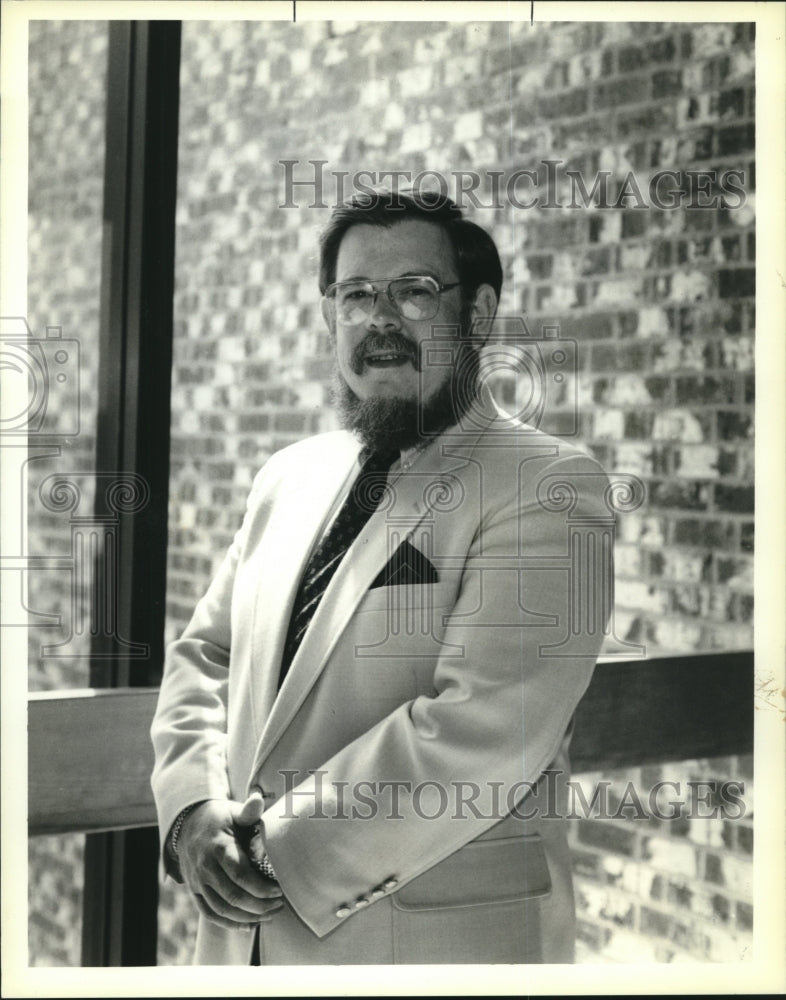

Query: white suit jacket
[151,403,611,964]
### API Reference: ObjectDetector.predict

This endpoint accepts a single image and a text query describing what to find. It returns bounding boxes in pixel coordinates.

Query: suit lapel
[246,434,361,745]
[249,429,483,776]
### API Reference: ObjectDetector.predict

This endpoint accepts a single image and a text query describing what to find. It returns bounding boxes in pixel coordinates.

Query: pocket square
[369,539,440,589]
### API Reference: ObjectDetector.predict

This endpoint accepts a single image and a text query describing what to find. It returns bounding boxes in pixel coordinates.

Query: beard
[332,319,481,454]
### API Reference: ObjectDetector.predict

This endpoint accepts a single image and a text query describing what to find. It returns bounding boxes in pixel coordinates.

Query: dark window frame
[82,20,181,967]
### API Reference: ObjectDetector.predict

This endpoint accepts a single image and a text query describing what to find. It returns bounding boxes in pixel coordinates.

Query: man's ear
[321,297,335,338]
[469,284,498,347]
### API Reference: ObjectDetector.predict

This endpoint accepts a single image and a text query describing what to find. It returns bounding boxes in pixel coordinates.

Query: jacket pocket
[390,835,553,963]
[356,580,456,616]
[392,833,551,912]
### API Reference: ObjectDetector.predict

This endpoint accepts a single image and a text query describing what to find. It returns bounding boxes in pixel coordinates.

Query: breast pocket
[356,580,456,616]
[341,582,461,704]
[391,835,552,964]
[351,581,462,670]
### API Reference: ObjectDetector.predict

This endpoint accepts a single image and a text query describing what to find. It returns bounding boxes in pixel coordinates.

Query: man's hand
[177,792,284,930]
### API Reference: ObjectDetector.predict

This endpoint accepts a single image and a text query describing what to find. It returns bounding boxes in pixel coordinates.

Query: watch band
[168,802,277,882]
[252,852,278,881]
[169,802,201,858]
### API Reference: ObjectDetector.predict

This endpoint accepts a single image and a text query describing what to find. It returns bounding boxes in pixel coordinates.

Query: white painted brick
[604,375,651,406]
[465,22,492,48]
[593,409,625,439]
[638,306,670,338]
[218,336,245,363]
[290,48,310,75]
[454,111,483,143]
[399,65,432,97]
[720,336,754,371]
[360,77,391,107]
[614,443,653,478]
[400,121,432,154]
[652,409,705,443]
[676,444,719,479]
[645,837,699,878]
[663,550,704,583]
[671,269,712,302]
[693,24,735,57]
[652,618,703,650]
[323,41,347,67]
[688,816,725,847]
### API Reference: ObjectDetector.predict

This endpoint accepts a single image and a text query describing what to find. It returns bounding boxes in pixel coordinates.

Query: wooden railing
[29,651,754,837]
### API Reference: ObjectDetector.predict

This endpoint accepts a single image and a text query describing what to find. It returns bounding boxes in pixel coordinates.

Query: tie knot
[362,448,399,473]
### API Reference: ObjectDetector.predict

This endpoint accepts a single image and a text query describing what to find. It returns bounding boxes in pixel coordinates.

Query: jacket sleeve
[259,451,611,937]
[149,462,273,874]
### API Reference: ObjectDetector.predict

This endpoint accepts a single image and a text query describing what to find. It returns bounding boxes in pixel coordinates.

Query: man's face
[326,218,465,408]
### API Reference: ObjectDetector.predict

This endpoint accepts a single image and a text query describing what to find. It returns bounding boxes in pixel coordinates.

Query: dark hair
[318,187,503,303]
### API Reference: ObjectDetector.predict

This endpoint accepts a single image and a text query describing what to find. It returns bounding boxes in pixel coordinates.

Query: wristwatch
[244,821,278,882]
[167,804,277,881]
[168,801,202,860]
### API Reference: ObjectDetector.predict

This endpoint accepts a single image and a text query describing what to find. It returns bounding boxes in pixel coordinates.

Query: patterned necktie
[278,448,398,687]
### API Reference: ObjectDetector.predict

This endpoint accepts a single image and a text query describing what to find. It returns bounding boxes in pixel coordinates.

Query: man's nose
[366,288,401,329]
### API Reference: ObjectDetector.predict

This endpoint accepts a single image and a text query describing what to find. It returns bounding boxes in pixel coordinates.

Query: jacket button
[354,896,370,909]
[335,906,351,918]
[370,887,386,899]
[382,877,398,890]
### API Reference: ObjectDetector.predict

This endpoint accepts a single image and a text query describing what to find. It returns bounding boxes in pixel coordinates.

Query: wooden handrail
[28,651,754,836]
[29,687,159,836]
[571,649,754,772]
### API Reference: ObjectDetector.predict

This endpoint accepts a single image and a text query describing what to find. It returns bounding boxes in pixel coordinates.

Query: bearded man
[151,188,610,965]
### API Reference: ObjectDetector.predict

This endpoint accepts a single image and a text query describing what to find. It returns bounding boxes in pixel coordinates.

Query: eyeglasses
[324,275,461,324]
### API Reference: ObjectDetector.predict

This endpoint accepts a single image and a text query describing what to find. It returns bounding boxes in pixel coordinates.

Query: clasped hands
[177,792,284,929]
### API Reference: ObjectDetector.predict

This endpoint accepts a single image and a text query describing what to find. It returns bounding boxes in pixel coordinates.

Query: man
[151,188,611,964]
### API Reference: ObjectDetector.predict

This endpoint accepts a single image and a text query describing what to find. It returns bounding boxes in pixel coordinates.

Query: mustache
[349,333,422,374]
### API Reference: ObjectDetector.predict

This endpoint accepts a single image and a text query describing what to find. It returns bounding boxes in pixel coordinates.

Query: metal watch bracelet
[169,802,201,858]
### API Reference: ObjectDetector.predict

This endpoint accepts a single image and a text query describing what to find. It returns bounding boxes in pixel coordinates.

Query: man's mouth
[363,351,413,368]
[352,335,420,372]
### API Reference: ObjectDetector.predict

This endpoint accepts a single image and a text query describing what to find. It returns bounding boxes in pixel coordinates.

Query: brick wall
[168,18,755,662]
[26,19,106,691]
[26,16,754,966]
[26,19,107,967]
[569,754,753,962]
[28,834,84,966]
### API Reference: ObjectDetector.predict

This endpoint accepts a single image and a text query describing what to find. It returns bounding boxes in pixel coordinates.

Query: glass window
[28,834,85,966]
[25,19,107,692]
[25,19,108,969]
